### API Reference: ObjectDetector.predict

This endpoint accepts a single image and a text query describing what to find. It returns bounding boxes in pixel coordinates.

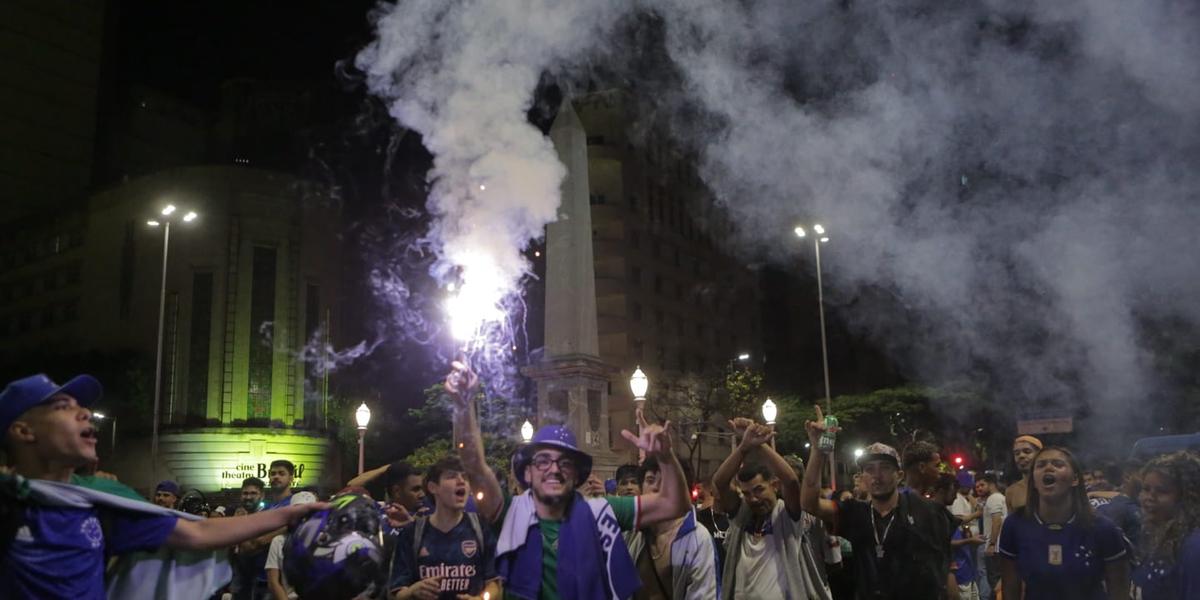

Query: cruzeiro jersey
[390,515,498,599]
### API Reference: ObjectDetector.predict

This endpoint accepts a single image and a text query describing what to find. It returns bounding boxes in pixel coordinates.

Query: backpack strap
[467,511,484,547]
[412,515,428,563]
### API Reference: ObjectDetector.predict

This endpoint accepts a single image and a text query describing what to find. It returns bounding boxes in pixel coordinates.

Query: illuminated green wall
[160,429,331,491]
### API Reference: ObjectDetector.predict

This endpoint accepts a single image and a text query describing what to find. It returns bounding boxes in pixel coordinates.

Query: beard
[532,478,575,507]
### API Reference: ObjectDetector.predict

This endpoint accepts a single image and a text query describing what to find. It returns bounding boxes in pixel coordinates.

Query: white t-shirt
[951,494,977,535]
[734,528,784,599]
[981,492,1007,544]
[265,534,298,600]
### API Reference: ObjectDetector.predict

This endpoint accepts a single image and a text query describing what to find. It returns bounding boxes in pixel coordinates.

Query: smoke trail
[356,0,1200,443]
[645,0,1200,439]
[356,0,634,347]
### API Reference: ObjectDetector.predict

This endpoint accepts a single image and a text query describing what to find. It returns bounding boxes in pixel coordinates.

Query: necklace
[703,507,730,535]
[870,505,897,559]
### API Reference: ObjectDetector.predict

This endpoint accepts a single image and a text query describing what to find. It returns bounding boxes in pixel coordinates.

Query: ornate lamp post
[355,402,372,474]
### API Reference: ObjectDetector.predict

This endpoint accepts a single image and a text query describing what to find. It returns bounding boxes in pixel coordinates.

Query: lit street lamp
[762,398,778,449]
[795,224,836,488]
[793,225,832,412]
[521,419,534,444]
[854,447,864,460]
[356,402,372,475]
[630,366,649,461]
[148,204,198,472]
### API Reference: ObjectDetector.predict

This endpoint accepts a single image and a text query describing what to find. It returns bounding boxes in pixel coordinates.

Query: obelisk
[523,98,619,474]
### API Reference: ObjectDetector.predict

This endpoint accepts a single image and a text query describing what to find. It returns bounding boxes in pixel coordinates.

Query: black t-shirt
[834,491,953,600]
[695,505,730,566]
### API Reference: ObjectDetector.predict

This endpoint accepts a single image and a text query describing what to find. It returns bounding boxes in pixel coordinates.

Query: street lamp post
[630,366,649,462]
[521,419,534,444]
[356,402,371,475]
[761,398,778,449]
[795,224,836,487]
[147,205,198,471]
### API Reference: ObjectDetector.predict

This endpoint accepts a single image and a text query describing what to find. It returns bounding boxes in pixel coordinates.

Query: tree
[645,363,764,479]
[773,385,990,457]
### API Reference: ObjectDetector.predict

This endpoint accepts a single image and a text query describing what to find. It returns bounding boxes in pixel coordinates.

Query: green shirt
[70,474,146,502]
[499,494,639,600]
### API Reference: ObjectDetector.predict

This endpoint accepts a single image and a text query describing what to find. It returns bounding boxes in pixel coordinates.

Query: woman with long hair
[1131,451,1200,599]
[997,446,1129,600]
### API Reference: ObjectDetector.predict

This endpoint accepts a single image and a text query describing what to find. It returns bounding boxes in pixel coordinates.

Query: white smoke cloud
[357,0,1200,441]
[357,0,634,341]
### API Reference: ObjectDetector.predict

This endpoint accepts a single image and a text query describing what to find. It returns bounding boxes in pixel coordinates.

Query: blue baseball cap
[0,374,103,441]
[155,480,181,496]
[513,425,593,488]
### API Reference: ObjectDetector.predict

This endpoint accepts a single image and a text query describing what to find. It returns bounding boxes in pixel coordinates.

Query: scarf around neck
[496,491,640,600]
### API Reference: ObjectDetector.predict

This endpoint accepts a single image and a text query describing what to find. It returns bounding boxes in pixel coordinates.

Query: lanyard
[870,506,897,559]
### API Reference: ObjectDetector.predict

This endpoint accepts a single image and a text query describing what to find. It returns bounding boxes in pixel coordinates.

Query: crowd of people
[3,368,1199,599]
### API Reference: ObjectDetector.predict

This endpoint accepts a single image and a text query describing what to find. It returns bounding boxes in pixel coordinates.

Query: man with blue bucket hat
[444,361,692,600]
[0,373,329,599]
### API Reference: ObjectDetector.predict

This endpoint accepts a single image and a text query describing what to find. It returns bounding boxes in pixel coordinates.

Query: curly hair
[1139,451,1200,563]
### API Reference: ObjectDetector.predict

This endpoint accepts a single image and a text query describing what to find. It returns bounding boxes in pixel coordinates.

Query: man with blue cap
[445,361,692,600]
[153,480,181,509]
[0,373,328,599]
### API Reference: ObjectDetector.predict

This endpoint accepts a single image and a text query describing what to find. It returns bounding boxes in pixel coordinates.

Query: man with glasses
[445,361,691,599]
[801,406,954,600]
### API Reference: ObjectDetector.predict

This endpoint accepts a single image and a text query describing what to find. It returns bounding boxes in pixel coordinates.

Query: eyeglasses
[531,454,577,473]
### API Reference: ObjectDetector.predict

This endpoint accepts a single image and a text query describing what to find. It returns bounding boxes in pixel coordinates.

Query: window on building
[589,194,607,205]
[630,231,640,249]
[654,275,663,293]
[654,309,664,326]
[633,340,644,361]
[632,302,642,321]
[587,389,601,432]
[187,272,214,422]
[629,194,638,211]
[248,246,277,422]
[630,267,642,285]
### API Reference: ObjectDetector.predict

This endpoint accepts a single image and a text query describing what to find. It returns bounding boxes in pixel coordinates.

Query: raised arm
[745,425,803,519]
[711,417,758,515]
[168,502,328,551]
[345,463,390,489]
[800,405,838,523]
[446,361,504,523]
[621,411,690,527]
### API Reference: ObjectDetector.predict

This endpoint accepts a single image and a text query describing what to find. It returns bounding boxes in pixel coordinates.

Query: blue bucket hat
[513,425,593,488]
[0,374,103,441]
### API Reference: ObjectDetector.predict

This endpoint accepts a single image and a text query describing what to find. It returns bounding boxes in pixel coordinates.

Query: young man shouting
[0,373,325,599]
[389,455,500,600]
[447,361,691,600]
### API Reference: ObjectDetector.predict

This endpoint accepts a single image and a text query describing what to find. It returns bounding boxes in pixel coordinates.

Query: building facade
[0,165,346,493]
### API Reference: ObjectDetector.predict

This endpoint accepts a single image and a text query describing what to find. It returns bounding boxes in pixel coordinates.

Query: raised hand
[805,404,835,447]
[444,357,479,409]
[739,423,775,449]
[385,502,413,528]
[727,417,756,437]
[621,410,673,456]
